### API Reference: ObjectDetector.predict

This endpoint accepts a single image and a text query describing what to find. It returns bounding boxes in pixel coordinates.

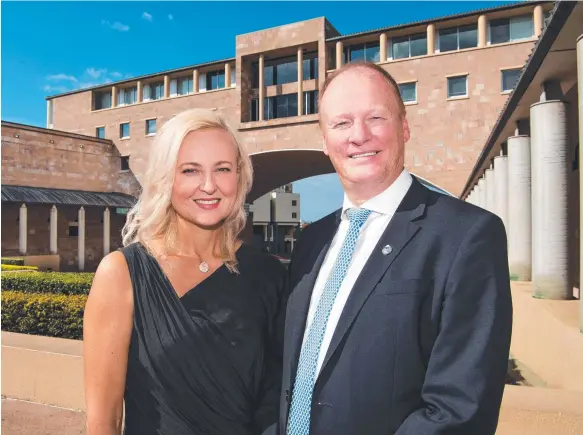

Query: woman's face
[171,128,239,229]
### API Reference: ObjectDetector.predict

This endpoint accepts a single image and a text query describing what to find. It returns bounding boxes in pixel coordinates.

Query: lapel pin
[382,244,392,255]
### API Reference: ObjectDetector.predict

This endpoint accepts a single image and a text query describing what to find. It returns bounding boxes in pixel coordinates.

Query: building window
[117,86,137,106]
[94,90,112,110]
[120,122,130,139]
[146,119,156,135]
[398,82,417,103]
[143,81,164,101]
[230,68,236,87]
[68,222,79,237]
[206,70,225,90]
[437,24,478,52]
[392,33,427,59]
[489,14,534,45]
[179,76,193,94]
[121,156,130,171]
[96,126,105,139]
[447,75,468,98]
[265,56,298,86]
[292,213,298,219]
[501,68,521,92]
[250,99,259,122]
[328,49,337,70]
[302,53,319,80]
[292,200,297,206]
[344,42,380,63]
[265,93,298,120]
[303,90,319,115]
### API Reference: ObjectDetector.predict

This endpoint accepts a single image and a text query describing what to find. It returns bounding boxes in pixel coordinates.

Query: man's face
[319,67,410,194]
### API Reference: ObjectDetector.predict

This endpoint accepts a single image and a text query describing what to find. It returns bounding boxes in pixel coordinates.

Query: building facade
[46,2,553,197]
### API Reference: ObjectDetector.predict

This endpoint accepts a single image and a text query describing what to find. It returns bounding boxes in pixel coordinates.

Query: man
[277,62,513,435]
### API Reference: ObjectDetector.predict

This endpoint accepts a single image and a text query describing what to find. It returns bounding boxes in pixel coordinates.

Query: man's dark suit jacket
[276,177,513,435]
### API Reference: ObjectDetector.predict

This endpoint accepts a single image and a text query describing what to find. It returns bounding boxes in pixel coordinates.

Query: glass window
[94,90,112,110]
[409,34,428,57]
[345,42,380,63]
[170,79,178,96]
[490,14,533,44]
[501,68,521,92]
[230,68,236,87]
[303,90,319,115]
[275,59,298,85]
[447,75,468,98]
[398,82,417,102]
[178,76,193,95]
[392,33,427,59]
[121,156,130,171]
[117,86,137,106]
[438,25,477,52]
[120,122,130,138]
[490,18,510,44]
[146,119,156,135]
[303,54,318,80]
[458,24,478,49]
[264,93,298,120]
[144,81,164,101]
[292,213,297,219]
[250,99,259,122]
[439,27,458,52]
[96,127,105,138]
[264,65,274,86]
[206,71,225,90]
[292,200,297,206]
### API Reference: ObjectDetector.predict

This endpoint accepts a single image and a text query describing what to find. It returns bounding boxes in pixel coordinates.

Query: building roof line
[1,120,116,146]
[460,0,575,198]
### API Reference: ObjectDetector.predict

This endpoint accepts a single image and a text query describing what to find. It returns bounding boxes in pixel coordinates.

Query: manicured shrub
[1,272,94,295]
[1,291,87,340]
[1,257,24,266]
[1,265,38,271]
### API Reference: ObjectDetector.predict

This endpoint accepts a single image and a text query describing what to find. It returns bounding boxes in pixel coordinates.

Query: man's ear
[401,116,410,144]
[322,137,329,156]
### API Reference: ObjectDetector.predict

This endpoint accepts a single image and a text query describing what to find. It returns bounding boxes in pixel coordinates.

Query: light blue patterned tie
[287,207,372,435]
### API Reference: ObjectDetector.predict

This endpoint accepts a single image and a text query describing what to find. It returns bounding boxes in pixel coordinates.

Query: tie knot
[346,208,372,224]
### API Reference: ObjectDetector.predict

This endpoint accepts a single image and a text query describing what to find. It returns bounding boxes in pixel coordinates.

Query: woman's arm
[83,251,134,435]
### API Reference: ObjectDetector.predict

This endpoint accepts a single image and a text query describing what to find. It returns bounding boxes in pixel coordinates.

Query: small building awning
[1,185,136,208]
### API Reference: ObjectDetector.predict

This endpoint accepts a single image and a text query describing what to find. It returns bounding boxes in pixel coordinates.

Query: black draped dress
[120,242,287,435]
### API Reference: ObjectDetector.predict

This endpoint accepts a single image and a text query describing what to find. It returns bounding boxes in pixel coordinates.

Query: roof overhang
[461,0,581,198]
[1,185,136,208]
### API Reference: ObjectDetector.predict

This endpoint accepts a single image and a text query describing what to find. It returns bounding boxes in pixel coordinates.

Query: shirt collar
[341,168,413,220]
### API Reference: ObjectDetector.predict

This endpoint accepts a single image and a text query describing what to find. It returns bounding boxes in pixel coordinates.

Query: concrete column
[478,178,486,210]
[50,205,58,254]
[259,55,265,121]
[111,86,118,108]
[193,69,199,93]
[534,5,544,38]
[577,34,583,331]
[380,33,388,62]
[163,75,169,98]
[78,207,86,271]
[137,80,143,103]
[336,41,343,69]
[508,135,532,281]
[19,204,27,255]
[478,15,488,47]
[494,153,509,234]
[46,100,53,128]
[531,100,569,299]
[103,207,111,256]
[485,167,496,213]
[427,24,436,55]
[225,63,231,88]
[297,47,304,116]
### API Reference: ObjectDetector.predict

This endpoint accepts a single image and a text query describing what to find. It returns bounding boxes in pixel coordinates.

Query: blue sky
[1,1,515,221]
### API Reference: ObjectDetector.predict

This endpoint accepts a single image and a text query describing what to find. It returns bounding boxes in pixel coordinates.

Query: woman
[83,108,287,435]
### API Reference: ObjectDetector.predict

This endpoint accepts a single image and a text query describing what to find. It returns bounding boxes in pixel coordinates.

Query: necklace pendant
[199,261,209,273]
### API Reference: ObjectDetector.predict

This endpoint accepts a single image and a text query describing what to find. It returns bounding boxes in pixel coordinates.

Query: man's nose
[349,119,372,145]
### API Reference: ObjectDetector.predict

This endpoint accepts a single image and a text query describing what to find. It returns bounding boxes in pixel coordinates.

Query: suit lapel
[317,179,429,378]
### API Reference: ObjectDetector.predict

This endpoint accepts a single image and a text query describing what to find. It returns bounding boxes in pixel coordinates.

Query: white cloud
[43,84,69,93]
[142,12,152,21]
[101,19,130,32]
[109,71,123,79]
[168,14,174,20]
[86,67,107,79]
[47,74,78,83]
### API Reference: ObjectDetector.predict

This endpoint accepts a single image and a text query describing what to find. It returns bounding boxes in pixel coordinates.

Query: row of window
[397,68,521,103]
[95,119,157,141]
[334,13,535,64]
[249,90,319,122]
[94,68,236,110]
[251,52,319,88]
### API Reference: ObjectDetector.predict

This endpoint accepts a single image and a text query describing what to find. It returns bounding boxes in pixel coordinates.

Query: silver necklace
[199,261,209,273]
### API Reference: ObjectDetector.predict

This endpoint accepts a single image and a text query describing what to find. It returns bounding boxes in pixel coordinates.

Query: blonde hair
[122,108,253,273]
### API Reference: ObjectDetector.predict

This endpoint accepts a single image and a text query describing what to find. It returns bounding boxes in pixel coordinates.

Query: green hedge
[1,272,95,295]
[1,258,24,266]
[1,291,87,340]
[1,265,38,271]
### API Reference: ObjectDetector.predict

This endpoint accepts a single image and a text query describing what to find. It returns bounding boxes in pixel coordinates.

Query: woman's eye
[217,167,231,172]
[182,168,197,174]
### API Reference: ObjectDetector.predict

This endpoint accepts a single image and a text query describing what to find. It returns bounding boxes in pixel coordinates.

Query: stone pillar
[534,4,544,38]
[225,63,231,88]
[427,24,436,55]
[137,80,143,103]
[78,207,86,272]
[163,75,169,98]
[508,135,532,281]
[486,167,496,213]
[103,207,111,256]
[531,99,569,299]
[19,204,27,255]
[494,153,509,234]
[50,205,58,254]
[379,33,388,62]
[111,86,118,108]
[478,15,488,47]
[336,41,343,69]
[259,55,265,121]
[297,47,304,116]
[193,69,199,93]
[478,178,486,210]
[577,34,583,331]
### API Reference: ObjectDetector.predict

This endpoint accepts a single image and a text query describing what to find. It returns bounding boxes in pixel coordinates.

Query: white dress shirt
[302,168,413,377]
